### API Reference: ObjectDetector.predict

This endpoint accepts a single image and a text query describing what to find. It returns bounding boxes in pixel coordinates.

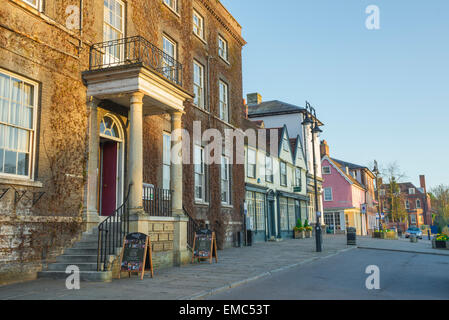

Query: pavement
[0,234,447,300]
[357,235,449,256]
[0,234,353,300]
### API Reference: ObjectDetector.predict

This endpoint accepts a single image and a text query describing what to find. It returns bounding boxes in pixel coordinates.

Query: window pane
[163,164,170,190]
[0,148,3,172]
[23,83,34,106]
[6,126,18,150]
[0,99,8,125]
[0,73,10,99]
[4,150,17,174]
[17,152,29,176]
[11,78,21,102]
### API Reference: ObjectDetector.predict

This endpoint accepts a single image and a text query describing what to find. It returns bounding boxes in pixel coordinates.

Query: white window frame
[194,145,206,202]
[193,10,204,39]
[193,60,205,109]
[295,168,302,188]
[247,148,256,178]
[163,35,177,81]
[103,0,122,65]
[322,166,331,174]
[324,187,333,201]
[405,200,410,210]
[379,189,386,196]
[22,0,42,10]
[218,35,228,62]
[162,132,171,190]
[0,69,38,180]
[265,155,273,183]
[219,80,229,122]
[163,0,178,13]
[408,188,415,195]
[221,155,231,205]
[280,161,287,186]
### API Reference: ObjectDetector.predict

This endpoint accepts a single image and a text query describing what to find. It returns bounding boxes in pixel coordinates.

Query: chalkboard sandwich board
[119,232,153,279]
[191,229,218,264]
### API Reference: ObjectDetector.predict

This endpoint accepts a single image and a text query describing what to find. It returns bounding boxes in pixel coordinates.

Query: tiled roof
[247,100,305,116]
[328,158,365,189]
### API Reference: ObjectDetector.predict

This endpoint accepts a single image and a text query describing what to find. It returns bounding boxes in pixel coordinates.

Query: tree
[381,162,408,224]
[430,185,449,231]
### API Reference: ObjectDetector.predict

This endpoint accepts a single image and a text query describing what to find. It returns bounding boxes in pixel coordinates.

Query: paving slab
[357,236,449,256]
[0,234,352,300]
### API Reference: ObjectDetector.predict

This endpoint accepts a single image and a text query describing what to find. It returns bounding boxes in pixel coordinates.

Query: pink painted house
[320,141,377,235]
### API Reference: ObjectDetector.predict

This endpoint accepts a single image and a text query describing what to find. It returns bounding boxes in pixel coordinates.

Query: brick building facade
[0,0,245,284]
[379,175,432,229]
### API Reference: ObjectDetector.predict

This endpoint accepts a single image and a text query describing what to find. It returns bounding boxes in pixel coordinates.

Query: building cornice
[197,0,247,46]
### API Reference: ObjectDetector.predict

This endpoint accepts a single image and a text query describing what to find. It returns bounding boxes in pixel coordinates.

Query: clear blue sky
[222,0,449,190]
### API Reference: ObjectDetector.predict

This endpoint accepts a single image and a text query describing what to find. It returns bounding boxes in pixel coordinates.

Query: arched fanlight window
[100,115,120,139]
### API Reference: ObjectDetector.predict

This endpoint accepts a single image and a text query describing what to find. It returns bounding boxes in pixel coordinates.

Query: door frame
[98,114,125,217]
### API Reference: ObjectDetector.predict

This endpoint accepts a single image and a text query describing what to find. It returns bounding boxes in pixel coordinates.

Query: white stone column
[170,111,190,265]
[128,91,145,217]
[170,111,183,216]
[83,96,100,231]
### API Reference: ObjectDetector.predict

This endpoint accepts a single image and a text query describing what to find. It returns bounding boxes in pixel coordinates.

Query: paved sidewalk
[357,236,449,256]
[0,235,353,300]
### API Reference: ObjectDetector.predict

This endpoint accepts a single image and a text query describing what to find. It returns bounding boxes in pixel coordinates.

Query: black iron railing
[143,185,172,217]
[97,185,131,272]
[183,205,200,250]
[89,35,183,86]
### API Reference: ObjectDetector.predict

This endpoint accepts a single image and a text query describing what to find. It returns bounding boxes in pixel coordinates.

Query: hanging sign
[119,232,153,280]
[191,229,218,264]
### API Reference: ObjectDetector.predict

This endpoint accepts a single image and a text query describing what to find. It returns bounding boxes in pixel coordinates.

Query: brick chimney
[419,175,426,193]
[320,140,329,158]
[247,93,262,105]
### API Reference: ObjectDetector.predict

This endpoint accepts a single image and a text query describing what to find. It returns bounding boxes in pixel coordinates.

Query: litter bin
[235,231,243,247]
[410,234,418,243]
[246,230,253,246]
[347,227,356,245]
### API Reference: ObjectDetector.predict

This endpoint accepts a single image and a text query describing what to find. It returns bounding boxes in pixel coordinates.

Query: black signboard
[119,232,153,279]
[191,229,218,264]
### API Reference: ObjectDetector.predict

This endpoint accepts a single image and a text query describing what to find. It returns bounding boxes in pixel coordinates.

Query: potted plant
[304,220,313,238]
[433,234,449,249]
[385,229,398,240]
[294,219,305,239]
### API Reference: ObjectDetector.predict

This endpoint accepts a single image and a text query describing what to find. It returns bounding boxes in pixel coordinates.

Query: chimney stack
[419,175,426,193]
[247,93,262,105]
[320,140,329,158]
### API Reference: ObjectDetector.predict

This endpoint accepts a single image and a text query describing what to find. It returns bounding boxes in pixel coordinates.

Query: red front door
[101,141,118,216]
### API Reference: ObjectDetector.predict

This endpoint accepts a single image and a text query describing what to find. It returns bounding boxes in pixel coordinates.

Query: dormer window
[409,188,415,195]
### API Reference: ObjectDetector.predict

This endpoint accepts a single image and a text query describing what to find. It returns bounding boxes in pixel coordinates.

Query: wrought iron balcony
[89,36,183,87]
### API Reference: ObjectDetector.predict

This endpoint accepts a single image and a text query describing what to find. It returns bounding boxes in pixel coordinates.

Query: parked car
[405,227,423,239]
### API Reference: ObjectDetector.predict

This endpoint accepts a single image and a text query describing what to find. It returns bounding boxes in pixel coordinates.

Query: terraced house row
[0,0,324,285]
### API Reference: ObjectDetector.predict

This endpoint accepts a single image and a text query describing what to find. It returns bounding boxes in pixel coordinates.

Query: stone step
[38,271,112,282]
[48,262,99,272]
[56,255,98,263]
[64,248,98,255]
[73,241,98,249]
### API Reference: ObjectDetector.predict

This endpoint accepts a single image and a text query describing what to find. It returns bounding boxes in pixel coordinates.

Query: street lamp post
[303,102,322,253]
[373,160,382,231]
